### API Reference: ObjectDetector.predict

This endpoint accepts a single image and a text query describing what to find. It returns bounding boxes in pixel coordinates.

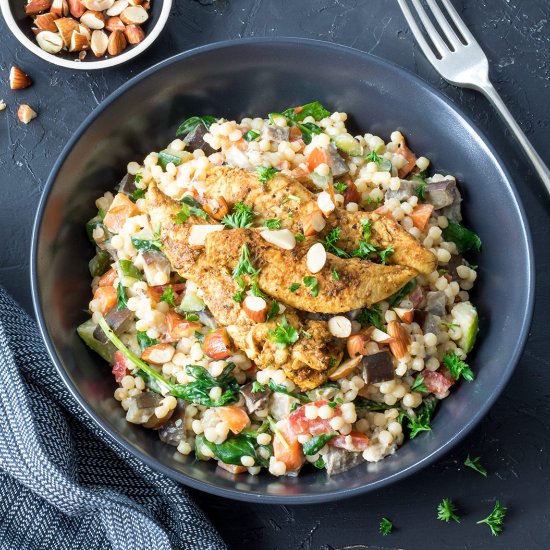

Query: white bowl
[0,0,172,70]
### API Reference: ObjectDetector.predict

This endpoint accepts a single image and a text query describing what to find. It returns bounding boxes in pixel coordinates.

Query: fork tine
[425,0,464,50]
[396,0,440,64]
[438,0,479,45]
[410,0,451,58]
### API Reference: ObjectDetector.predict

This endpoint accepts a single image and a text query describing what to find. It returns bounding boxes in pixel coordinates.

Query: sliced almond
[393,307,414,324]
[107,28,127,55]
[120,5,148,24]
[370,328,396,344]
[259,229,296,250]
[9,66,32,90]
[80,0,114,10]
[50,0,68,17]
[328,355,362,381]
[106,0,128,15]
[36,30,64,53]
[54,17,79,46]
[317,191,335,216]
[34,12,59,31]
[69,31,90,52]
[105,15,125,31]
[302,209,326,237]
[141,343,175,364]
[25,0,53,15]
[328,316,352,338]
[17,104,37,124]
[68,0,85,17]
[188,224,224,247]
[90,29,109,56]
[243,295,269,323]
[202,196,228,220]
[80,10,105,29]
[386,320,411,359]
[306,242,326,274]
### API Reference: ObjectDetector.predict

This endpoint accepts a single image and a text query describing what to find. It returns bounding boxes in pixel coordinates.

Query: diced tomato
[98,268,116,287]
[148,283,186,304]
[289,126,303,143]
[397,142,417,178]
[374,204,394,219]
[165,310,201,342]
[218,406,250,434]
[306,148,331,172]
[112,351,129,383]
[288,400,341,437]
[103,193,139,233]
[217,462,247,474]
[410,203,434,230]
[93,286,117,314]
[330,431,370,452]
[423,370,453,394]
[273,424,304,473]
[343,180,361,205]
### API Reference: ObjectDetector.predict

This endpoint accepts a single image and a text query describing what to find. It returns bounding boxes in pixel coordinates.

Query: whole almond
[120,5,148,24]
[69,31,90,52]
[68,0,85,17]
[34,12,59,31]
[90,29,109,56]
[386,320,411,359]
[50,0,68,17]
[243,295,269,323]
[36,30,64,53]
[202,196,229,220]
[80,0,115,10]
[302,209,326,237]
[25,0,53,15]
[9,66,32,90]
[54,17,79,46]
[80,10,105,29]
[18,104,37,124]
[141,343,175,364]
[78,23,91,40]
[107,29,127,55]
[105,16,125,32]
[202,328,233,359]
[106,0,128,16]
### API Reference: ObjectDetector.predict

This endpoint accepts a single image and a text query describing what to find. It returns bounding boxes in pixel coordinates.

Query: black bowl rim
[30,37,535,504]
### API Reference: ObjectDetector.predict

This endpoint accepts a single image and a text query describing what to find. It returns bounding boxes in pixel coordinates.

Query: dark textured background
[1,1,549,548]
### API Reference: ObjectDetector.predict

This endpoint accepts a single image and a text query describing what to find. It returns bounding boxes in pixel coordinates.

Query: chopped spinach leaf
[442,220,482,254]
[302,433,336,455]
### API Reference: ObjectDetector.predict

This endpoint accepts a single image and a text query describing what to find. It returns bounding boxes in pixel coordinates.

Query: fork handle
[477,81,550,196]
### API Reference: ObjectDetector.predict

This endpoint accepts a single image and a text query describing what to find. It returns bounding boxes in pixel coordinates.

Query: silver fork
[397,0,550,195]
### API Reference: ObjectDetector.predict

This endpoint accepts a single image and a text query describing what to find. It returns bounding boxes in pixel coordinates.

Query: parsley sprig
[437,498,460,523]
[264,218,281,230]
[443,352,474,382]
[477,501,507,536]
[160,287,176,307]
[303,276,319,297]
[325,227,349,258]
[256,166,280,184]
[410,375,428,393]
[222,202,254,229]
[268,315,299,348]
[379,517,393,536]
[464,455,487,476]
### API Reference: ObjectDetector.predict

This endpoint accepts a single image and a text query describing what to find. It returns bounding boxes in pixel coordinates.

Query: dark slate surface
[1,1,549,548]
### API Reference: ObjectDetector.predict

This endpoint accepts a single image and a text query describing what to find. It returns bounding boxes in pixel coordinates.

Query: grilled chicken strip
[204,229,417,313]
[201,165,436,274]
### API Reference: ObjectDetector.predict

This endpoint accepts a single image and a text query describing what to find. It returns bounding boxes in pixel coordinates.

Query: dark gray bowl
[31,38,534,503]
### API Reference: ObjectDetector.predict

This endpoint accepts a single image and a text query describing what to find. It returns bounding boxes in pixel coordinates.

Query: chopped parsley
[301,330,312,339]
[134,173,143,183]
[363,196,383,207]
[136,331,157,351]
[183,313,199,321]
[379,517,393,536]
[268,315,299,348]
[350,240,378,260]
[410,375,428,393]
[129,187,145,202]
[243,129,260,142]
[175,197,209,224]
[295,232,305,242]
[415,181,427,201]
[400,396,438,439]
[437,498,460,523]
[221,202,254,229]
[365,150,392,172]
[250,281,267,298]
[477,501,507,536]
[303,276,319,297]
[378,245,395,264]
[334,182,348,193]
[356,304,383,330]
[360,218,373,241]
[251,381,266,393]
[331,268,340,281]
[263,218,281,230]
[233,289,245,303]
[443,352,474,382]
[312,457,325,469]
[289,282,300,292]
[256,166,280,184]
[233,244,260,281]
[160,287,176,307]
[325,227,349,258]
[265,300,280,321]
[464,455,487,477]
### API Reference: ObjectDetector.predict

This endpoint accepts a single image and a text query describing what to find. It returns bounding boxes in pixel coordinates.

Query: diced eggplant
[302,312,331,322]
[385,179,418,202]
[425,179,456,210]
[117,173,136,195]
[425,291,447,316]
[439,185,462,221]
[327,143,349,177]
[197,310,218,330]
[125,392,162,425]
[140,250,171,287]
[93,307,134,344]
[324,446,365,475]
[77,319,116,364]
[446,254,465,281]
[240,382,270,414]
[361,352,394,384]
[262,125,290,143]
[269,392,300,421]
[157,399,186,446]
[183,123,216,156]
[421,312,443,339]
[409,286,425,309]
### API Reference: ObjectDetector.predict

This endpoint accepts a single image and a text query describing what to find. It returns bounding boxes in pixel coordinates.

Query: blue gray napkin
[0,288,226,550]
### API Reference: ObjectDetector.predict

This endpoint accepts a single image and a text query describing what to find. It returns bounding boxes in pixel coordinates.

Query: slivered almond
[50,0,68,16]
[107,28,127,55]
[105,15,125,31]
[91,29,108,56]
[188,224,224,247]
[106,0,128,15]
[120,4,148,24]
[370,328,396,344]
[328,316,352,338]
[80,10,105,29]
[202,196,229,220]
[386,320,411,359]
[329,355,362,381]
[17,104,37,124]
[54,17,79,45]
[68,0,85,17]
[141,343,175,364]
[69,31,89,51]
[306,242,326,274]
[81,0,114,9]
[36,30,64,52]
[302,209,326,236]
[25,0,52,14]
[34,12,59,31]
[259,229,296,250]
[393,307,414,323]
[243,295,269,323]
[9,66,32,90]
[317,191,335,216]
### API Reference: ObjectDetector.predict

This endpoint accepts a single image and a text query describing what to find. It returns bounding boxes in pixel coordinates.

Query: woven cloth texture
[0,288,226,550]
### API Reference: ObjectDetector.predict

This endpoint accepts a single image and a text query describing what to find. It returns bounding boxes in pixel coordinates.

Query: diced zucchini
[195,434,212,461]
[89,251,111,277]
[158,149,193,171]
[333,134,362,157]
[379,158,392,172]
[451,301,478,353]
[310,170,332,190]
[268,113,287,126]
[178,287,205,312]
[77,319,116,364]
[118,259,142,281]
